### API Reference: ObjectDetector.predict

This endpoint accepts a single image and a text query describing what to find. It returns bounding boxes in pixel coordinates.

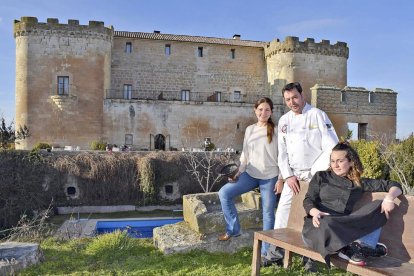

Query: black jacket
[302,170,402,265]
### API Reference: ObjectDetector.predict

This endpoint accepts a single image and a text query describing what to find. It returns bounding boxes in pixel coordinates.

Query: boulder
[0,242,43,275]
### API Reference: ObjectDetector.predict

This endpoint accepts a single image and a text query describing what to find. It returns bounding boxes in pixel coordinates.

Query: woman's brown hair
[254,97,275,143]
[331,142,364,186]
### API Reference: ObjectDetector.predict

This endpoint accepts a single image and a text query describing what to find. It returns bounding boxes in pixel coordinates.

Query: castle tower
[14,17,113,149]
[265,36,349,104]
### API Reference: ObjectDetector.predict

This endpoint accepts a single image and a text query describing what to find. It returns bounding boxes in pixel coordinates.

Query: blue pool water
[95,218,183,238]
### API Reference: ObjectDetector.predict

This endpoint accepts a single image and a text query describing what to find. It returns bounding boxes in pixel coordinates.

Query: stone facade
[13,16,396,150]
[311,85,397,139]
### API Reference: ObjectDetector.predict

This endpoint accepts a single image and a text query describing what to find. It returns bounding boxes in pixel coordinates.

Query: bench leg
[283,250,292,269]
[251,238,262,276]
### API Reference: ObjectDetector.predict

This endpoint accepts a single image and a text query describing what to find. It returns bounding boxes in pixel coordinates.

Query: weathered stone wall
[265,37,348,103]
[102,100,282,150]
[110,36,268,99]
[14,17,113,149]
[311,85,397,139]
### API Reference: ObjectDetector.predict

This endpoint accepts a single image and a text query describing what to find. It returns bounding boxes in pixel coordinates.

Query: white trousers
[274,183,293,229]
[274,170,311,229]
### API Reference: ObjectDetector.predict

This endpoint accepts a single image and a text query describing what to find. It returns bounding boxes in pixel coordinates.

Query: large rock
[153,221,259,254]
[0,242,43,275]
[183,191,262,234]
[155,191,263,254]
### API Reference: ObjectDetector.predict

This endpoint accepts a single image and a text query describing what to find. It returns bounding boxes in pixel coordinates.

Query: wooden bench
[251,181,414,276]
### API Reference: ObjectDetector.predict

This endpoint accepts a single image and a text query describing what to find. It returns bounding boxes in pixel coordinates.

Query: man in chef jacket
[265,82,339,270]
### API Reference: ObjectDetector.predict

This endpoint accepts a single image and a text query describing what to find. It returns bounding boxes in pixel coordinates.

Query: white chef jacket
[278,103,338,180]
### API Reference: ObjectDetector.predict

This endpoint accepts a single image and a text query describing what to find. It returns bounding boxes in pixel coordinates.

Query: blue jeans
[356,228,382,248]
[218,172,277,254]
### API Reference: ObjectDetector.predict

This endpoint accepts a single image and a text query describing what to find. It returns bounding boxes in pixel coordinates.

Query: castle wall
[14,17,113,149]
[265,37,348,103]
[102,100,275,151]
[311,85,397,140]
[13,16,397,150]
[109,36,268,100]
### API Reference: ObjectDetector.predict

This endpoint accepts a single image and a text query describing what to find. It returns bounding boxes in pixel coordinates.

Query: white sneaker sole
[338,252,366,266]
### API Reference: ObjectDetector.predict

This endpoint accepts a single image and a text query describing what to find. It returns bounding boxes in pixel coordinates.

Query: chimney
[233,34,241,40]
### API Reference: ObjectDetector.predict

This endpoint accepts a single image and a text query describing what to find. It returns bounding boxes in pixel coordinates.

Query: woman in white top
[218,97,279,256]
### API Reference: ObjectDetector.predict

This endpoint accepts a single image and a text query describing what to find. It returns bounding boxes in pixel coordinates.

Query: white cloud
[277,19,343,35]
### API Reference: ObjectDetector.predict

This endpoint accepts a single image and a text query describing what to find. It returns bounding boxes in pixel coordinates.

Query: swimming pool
[95,218,183,238]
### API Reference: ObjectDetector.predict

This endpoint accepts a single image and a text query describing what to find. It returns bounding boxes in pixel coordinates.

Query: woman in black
[302,142,402,266]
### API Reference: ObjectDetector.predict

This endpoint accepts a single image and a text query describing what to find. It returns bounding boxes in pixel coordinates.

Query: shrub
[384,135,414,193]
[90,140,106,151]
[350,140,385,179]
[33,142,52,150]
[85,230,133,256]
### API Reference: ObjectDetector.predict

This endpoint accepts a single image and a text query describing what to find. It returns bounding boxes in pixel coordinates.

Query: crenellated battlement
[13,16,113,39]
[264,36,349,59]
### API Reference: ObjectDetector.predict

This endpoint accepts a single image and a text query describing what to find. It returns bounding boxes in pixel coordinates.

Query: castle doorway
[154,134,166,150]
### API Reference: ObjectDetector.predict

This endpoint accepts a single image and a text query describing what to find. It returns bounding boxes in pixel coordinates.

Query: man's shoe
[338,242,367,266]
[303,257,318,273]
[266,247,284,267]
[362,242,388,257]
[218,233,231,241]
[260,255,273,267]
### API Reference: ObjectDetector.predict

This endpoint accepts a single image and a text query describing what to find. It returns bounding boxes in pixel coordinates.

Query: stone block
[183,191,262,235]
[0,242,43,275]
[153,221,259,254]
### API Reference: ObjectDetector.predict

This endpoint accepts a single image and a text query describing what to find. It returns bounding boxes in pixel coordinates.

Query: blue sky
[1,0,413,138]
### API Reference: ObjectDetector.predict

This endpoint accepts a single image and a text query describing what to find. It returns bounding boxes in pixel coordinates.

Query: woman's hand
[381,197,396,219]
[309,208,330,228]
[381,187,402,219]
[274,179,284,195]
[228,171,241,183]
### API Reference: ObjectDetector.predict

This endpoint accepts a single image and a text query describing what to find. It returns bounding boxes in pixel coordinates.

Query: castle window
[198,47,203,57]
[125,134,133,145]
[340,91,346,103]
[231,49,235,59]
[215,91,222,102]
[125,42,132,53]
[181,90,190,101]
[165,44,171,56]
[123,84,132,100]
[368,92,374,103]
[233,91,241,101]
[57,76,69,95]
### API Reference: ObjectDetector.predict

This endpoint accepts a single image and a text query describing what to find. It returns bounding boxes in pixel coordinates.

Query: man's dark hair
[282,82,302,96]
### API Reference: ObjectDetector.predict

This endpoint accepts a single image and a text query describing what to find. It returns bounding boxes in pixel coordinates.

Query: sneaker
[362,243,388,257]
[267,247,284,267]
[338,242,367,266]
[260,255,273,267]
[303,257,318,273]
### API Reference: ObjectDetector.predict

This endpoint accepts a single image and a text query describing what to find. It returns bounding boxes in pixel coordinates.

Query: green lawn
[20,232,352,275]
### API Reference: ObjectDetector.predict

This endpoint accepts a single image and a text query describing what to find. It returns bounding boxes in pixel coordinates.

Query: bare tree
[181,126,238,192]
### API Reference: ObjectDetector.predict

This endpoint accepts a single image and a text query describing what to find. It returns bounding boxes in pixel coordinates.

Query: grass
[19,233,353,276]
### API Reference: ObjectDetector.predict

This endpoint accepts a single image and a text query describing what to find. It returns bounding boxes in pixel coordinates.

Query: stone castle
[13,17,397,150]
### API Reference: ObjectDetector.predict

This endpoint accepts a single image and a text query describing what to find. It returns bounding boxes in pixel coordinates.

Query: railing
[105,89,268,104]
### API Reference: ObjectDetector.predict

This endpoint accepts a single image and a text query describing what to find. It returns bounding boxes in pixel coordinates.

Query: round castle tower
[265,36,349,104]
[14,17,113,149]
